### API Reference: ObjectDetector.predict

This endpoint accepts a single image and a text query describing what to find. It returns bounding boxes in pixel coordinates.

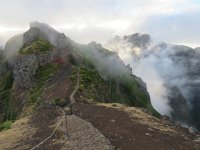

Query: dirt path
[4,64,199,150]
[61,68,113,150]
[70,68,80,104]
[21,105,61,150]
[74,101,200,150]
[27,67,113,150]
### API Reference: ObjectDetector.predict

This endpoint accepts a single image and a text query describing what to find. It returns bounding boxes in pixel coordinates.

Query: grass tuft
[0,121,12,131]
[19,39,54,54]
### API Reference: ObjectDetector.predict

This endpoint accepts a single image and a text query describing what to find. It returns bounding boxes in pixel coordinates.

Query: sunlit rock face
[106,33,200,130]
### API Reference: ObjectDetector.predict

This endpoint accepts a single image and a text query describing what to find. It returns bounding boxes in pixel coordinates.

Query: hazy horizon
[0,0,200,48]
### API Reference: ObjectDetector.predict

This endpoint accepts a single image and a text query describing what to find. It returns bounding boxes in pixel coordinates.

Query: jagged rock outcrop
[30,22,72,50]
[1,22,74,88]
[0,44,64,88]
[13,49,60,88]
[23,27,48,46]
[123,33,151,49]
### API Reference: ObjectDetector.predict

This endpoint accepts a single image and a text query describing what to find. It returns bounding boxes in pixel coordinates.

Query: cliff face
[1,44,61,88]
[1,23,73,89]
[13,50,60,88]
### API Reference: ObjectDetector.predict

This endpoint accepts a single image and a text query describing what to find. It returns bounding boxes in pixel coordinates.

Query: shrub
[0,72,15,121]
[53,97,67,107]
[70,66,160,117]
[29,64,58,104]
[0,121,12,131]
[19,39,54,54]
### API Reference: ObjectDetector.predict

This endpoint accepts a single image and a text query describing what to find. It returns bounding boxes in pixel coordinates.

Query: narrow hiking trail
[1,66,199,150]
[29,67,113,150]
[70,68,80,104]
[60,68,113,150]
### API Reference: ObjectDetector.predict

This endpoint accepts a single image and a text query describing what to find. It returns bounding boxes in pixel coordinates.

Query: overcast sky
[0,0,200,47]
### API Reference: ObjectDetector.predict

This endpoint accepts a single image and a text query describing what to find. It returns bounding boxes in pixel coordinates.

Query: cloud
[139,9,200,47]
[0,0,199,47]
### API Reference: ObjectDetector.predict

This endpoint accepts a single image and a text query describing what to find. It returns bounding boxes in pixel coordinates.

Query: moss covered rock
[19,39,54,54]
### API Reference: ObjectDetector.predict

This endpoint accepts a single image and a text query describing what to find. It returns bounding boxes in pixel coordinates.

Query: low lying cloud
[105,34,200,129]
[105,37,173,115]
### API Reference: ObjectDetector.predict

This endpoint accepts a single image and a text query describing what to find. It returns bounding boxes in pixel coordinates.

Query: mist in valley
[105,34,200,129]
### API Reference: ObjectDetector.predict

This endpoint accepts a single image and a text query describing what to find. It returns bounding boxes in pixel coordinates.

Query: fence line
[30,106,67,150]
[31,68,80,149]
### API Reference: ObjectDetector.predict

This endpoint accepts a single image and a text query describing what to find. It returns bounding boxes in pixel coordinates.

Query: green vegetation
[0,72,13,91]
[53,97,67,107]
[71,66,134,104]
[72,44,159,116]
[0,72,15,121]
[0,120,12,131]
[71,66,159,117]
[29,63,58,104]
[122,76,160,117]
[0,63,59,128]
[19,39,54,54]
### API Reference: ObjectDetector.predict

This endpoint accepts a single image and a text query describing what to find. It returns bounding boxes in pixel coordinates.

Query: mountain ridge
[0,22,199,150]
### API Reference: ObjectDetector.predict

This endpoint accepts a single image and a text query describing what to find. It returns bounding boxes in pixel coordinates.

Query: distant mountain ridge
[106,33,200,130]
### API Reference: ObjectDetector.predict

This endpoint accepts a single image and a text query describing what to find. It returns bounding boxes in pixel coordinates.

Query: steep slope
[0,22,157,121]
[0,61,199,150]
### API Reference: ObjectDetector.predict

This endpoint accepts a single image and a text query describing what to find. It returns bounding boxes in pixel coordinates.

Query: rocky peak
[124,33,151,49]
[23,27,48,46]
[88,41,102,49]
[1,22,73,88]
[29,22,71,50]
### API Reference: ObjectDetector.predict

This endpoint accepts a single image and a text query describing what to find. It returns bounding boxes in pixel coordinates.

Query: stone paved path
[61,115,113,150]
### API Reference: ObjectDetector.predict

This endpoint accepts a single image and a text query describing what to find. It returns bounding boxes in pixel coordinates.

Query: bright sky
[0,0,200,47]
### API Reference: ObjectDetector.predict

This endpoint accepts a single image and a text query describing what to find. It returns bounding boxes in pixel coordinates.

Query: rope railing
[30,67,80,150]
[30,106,67,150]
[70,68,80,104]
